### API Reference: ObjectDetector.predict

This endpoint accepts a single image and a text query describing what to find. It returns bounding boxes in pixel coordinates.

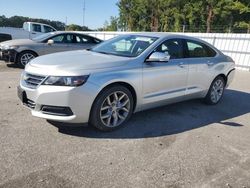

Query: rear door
[183,39,217,95]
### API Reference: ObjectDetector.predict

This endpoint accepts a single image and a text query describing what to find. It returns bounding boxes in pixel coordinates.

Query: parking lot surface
[0,61,250,188]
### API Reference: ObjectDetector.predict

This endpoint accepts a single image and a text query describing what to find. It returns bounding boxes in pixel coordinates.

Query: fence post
[182,25,186,33]
[212,36,216,45]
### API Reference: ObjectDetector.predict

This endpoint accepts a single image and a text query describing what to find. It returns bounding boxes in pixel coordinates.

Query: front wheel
[17,51,37,68]
[204,76,225,105]
[89,85,134,131]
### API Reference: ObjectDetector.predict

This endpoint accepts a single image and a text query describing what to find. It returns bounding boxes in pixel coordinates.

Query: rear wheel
[90,85,134,131]
[17,51,37,68]
[205,76,225,105]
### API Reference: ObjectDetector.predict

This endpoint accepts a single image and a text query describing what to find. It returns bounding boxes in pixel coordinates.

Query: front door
[142,39,188,106]
[42,34,70,55]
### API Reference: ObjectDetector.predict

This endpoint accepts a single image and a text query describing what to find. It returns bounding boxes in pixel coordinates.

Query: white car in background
[0,22,57,42]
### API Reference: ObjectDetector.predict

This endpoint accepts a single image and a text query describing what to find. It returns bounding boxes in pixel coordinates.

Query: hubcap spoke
[118,113,126,120]
[121,99,129,107]
[114,92,119,101]
[119,94,125,101]
[106,96,111,105]
[113,113,118,126]
[107,116,112,126]
[101,113,111,119]
[121,107,129,112]
[101,106,110,111]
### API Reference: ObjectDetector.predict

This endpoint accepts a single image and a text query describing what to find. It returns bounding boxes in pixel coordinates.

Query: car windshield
[91,35,158,57]
[32,32,56,42]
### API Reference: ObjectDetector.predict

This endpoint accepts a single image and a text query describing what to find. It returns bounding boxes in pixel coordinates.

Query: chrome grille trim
[26,99,36,109]
[23,72,47,89]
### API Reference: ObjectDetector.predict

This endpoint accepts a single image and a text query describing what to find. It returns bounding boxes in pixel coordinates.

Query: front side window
[50,34,65,43]
[44,25,55,33]
[154,39,184,59]
[91,35,158,57]
[32,24,42,32]
[186,40,216,58]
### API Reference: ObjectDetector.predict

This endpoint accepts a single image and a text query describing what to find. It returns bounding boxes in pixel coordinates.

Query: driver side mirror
[146,52,170,62]
[47,39,54,45]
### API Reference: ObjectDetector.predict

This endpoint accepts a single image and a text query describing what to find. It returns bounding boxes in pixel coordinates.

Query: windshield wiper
[94,51,110,55]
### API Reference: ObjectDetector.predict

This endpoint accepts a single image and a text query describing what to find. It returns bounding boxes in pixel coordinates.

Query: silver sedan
[0,31,102,68]
[18,33,235,131]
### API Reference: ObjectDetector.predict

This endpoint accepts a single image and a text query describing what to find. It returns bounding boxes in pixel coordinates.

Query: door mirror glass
[47,39,54,45]
[146,52,170,62]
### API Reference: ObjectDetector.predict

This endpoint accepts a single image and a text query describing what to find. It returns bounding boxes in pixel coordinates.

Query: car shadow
[6,63,22,69]
[48,89,250,139]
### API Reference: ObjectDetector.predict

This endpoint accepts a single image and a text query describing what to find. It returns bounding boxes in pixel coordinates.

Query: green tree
[115,0,250,33]
[104,16,119,31]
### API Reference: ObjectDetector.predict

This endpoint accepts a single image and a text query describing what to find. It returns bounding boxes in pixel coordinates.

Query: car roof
[125,32,217,49]
[49,31,89,35]
[128,32,201,41]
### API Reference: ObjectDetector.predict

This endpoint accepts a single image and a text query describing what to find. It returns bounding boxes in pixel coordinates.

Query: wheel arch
[215,73,227,85]
[16,50,39,63]
[92,81,138,112]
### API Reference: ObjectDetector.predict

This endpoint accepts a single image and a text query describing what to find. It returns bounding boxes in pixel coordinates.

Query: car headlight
[2,45,19,50]
[42,75,89,87]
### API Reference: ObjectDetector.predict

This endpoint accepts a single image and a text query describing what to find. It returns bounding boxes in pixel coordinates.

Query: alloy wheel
[210,79,224,103]
[100,91,130,128]
[20,53,35,66]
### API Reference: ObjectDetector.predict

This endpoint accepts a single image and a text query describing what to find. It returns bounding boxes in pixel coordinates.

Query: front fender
[88,68,143,112]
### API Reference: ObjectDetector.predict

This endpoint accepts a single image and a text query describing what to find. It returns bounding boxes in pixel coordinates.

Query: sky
[0,0,119,29]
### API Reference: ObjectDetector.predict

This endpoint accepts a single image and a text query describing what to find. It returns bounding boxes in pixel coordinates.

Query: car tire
[89,85,134,131]
[17,51,37,68]
[204,76,226,105]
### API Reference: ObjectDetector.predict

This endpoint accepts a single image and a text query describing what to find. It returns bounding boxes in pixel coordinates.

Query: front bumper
[18,81,100,124]
[0,49,18,62]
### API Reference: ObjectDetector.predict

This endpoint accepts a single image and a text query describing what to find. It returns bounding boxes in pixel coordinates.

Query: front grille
[23,73,46,89]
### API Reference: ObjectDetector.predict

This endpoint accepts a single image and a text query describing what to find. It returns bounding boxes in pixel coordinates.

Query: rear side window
[32,24,42,32]
[76,35,100,44]
[44,25,55,33]
[186,40,216,58]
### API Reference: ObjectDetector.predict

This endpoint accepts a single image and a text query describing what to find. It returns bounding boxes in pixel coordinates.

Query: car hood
[27,50,132,75]
[0,39,36,47]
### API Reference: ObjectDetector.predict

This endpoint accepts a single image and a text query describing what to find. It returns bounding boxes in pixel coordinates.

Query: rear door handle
[207,62,214,66]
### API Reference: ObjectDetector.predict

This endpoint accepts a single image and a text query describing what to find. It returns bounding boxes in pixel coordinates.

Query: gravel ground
[0,61,250,188]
